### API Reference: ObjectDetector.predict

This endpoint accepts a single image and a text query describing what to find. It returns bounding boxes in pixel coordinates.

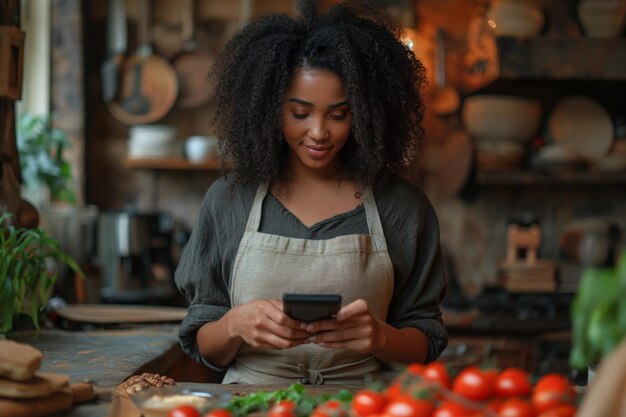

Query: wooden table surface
[8,327,363,417]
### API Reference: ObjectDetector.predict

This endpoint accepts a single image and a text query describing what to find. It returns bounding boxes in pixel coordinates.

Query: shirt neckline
[267,192,365,232]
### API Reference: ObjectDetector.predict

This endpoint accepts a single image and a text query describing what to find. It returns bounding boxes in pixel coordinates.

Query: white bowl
[578,0,626,39]
[462,95,542,143]
[129,125,178,146]
[549,96,613,162]
[487,0,545,37]
[184,136,218,163]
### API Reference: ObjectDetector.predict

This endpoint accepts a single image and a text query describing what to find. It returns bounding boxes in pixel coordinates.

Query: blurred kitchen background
[2,0,626,379]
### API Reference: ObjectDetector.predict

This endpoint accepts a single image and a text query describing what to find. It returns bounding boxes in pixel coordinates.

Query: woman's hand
[225,299,309,349]
[305,299,387,353]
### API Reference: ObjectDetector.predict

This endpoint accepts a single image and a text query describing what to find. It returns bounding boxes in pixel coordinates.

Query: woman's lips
[304,145,331,159]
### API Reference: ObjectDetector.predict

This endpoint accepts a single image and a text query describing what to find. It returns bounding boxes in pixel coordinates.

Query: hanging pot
[108,0,178,125]
[170,0,216,109]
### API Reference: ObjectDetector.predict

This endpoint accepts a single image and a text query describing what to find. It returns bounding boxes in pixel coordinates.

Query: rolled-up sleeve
[175,186,231,371]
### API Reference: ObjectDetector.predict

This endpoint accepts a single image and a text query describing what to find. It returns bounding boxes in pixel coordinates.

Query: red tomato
[432,400,471,417]
[495,368,532,398]
[498,398,535,417]
[268,400,296,417]
[385,381,404,398]
[452,367,495,401]
[204,410,233,417]
[169,405,201,417]
[536,404,576,417]
[352,389,386,417]
[486,398,504,414]
[531,374,575,413]
[421,361,451,389]
[407,363,424,376]
[383,396,434,417]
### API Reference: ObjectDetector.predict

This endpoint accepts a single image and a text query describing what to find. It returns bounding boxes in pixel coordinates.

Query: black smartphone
[282,293,342,322]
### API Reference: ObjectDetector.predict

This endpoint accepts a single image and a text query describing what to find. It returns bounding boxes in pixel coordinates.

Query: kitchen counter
[9,326,184,416]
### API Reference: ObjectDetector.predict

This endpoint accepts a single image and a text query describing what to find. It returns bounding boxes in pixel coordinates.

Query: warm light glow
[487,19,497,29]
[401,28,423,58]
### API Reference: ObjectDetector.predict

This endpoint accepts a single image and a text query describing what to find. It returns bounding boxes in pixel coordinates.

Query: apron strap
[244,183,269,233]
[361,187,387,246]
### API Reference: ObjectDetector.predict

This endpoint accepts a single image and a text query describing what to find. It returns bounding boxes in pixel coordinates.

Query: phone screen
[282,293,342,322]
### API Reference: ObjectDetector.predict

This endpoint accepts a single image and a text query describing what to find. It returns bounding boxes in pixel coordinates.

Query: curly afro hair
[212,0,427,188]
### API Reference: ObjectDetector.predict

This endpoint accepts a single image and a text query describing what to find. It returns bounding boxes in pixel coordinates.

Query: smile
[304,145,332,159]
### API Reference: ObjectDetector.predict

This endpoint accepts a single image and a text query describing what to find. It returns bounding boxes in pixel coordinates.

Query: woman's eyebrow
[287,98,349,108]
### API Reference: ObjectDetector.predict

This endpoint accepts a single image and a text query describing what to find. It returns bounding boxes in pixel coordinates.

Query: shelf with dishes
[465,36,626,93]
[476,169,626,186]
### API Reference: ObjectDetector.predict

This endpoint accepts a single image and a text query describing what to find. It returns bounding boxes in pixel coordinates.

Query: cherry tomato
[498,398,535,417]
[268,400,296,417]
[352,389,386,417]
[432,400,471,417]
[383,396,434,417]
[406,363,424,376]
[421,361,451,389]
[495,368,532,398]
[452,367,495,401]
[385,381,404,398]
[169,405,201,417]
[315,399,348,417]
[531,374,575,413]
[536,404,576,417]
[204,410,233,417]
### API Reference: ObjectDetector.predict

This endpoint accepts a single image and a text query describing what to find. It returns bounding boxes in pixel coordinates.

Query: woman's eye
[329,113,347,121]
[292,113,309,119]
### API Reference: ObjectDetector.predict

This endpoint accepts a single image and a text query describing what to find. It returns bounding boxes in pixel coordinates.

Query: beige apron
[222,183,394,385]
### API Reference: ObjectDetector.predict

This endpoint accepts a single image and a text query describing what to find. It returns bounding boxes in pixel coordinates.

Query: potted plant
[0,212,83,335]
[16,112,76,206]
[569,248,626,376]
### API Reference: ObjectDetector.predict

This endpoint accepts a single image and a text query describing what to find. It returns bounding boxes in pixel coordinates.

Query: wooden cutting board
[54,304,187,324]
[0,372,69,398]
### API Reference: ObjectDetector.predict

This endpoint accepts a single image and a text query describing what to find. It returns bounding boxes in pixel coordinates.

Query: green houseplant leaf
[16,112,76,204]
[0,213,83,334]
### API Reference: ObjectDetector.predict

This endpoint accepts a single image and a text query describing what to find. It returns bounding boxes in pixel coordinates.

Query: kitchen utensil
[53,304,187,324]
[430,28,460,116]
[101,0,127,102]
[549,96,613,162]
[462,95,542,143]
[171,0,216,108]
[108,0,178,125]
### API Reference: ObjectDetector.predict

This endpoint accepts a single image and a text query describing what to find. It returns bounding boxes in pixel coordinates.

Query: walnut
[118,372,176,395]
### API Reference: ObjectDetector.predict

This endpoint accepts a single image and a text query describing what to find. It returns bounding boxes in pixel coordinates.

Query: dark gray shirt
[175,175,448,371]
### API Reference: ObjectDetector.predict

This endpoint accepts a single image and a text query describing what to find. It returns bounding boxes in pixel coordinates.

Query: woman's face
[281,68,352,176]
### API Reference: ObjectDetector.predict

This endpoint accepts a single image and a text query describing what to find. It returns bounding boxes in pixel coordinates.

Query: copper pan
[108,0,178,125]
[170,0,216,109]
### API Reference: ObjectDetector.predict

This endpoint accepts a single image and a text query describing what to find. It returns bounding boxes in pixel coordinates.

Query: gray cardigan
[175,174,448,371]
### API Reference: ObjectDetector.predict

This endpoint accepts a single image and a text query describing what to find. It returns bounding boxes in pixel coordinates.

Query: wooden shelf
[124,156,221,171]
[477,170,626,186]
[465,36,626,92]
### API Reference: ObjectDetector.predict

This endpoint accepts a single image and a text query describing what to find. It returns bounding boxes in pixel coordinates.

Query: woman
[175,0,448,385]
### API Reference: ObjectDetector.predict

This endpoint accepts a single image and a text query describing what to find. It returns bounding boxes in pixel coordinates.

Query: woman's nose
[308,117,329,140]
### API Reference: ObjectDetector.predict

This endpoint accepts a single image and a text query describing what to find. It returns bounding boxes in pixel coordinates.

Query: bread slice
[0,388,73,417]
[0,372,69,399]
[0,340,42,381]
